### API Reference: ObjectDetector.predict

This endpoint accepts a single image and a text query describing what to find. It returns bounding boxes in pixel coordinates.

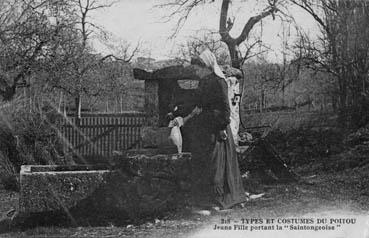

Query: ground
[1,164,368,238]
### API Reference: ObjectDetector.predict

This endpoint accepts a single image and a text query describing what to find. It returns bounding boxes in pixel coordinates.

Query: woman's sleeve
[193,80,202,107]
[215,78,231,131]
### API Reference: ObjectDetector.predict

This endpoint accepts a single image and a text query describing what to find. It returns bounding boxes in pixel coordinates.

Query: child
[168,106,202,153]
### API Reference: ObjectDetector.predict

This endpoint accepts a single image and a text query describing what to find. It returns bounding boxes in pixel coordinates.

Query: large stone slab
[19,152,191,220]
[19,165,111,214]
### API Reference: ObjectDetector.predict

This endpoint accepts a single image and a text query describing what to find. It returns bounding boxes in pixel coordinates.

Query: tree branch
[241,40,265,64]
[235,6,278,45]
[219,0,234,43]
[290,0,329,34]
[156,0,206,38]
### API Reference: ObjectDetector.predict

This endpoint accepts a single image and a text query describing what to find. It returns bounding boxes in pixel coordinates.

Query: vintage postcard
[0,0,368,237]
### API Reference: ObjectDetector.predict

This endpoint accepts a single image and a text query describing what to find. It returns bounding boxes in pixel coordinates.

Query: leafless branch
[290,0,329,33]
[241,40,262,64]
[156,0,207,38]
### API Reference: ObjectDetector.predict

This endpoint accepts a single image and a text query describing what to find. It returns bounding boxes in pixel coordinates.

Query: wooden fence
[61,112,146,157]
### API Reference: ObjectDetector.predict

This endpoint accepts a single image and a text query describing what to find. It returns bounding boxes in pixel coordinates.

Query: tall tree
[0,0,140,119]
[159,0,282,69]
[292,0,369,126]
[0,0,69,101]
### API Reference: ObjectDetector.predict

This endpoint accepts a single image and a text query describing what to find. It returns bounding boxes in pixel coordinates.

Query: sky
[91,0,320,62]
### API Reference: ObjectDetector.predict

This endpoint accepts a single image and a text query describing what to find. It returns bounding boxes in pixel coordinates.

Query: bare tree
[0,0,140,121]
[175,28,271,67]
[55,0,139,119]
[219,0,281,68]
[158,0,283,68]
[292,0,369,126]
[175,30,230,64]
[98,32,141,63]
[0,0,68,101]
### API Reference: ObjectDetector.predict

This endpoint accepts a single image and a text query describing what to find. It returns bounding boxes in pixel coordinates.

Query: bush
[344,126,369,147]
[267,128,344,165]
[265,125,369,173]
[0,98,72,190]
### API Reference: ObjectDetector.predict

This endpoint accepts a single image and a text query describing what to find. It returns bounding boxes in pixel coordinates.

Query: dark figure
[188,49,247,210]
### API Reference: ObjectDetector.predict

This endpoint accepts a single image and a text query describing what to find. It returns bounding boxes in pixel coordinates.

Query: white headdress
[199,48,226,79]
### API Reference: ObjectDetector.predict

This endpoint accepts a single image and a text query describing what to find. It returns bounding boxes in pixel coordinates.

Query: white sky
[91,0,320,62]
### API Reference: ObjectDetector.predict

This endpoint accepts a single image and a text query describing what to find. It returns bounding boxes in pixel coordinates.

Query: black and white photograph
[0,0,369,237]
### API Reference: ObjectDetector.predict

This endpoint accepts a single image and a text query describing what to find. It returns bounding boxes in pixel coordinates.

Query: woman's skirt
[189,123,247,209]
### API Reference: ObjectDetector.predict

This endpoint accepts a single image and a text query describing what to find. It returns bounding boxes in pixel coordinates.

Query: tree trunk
[227,43,242,69]
[75,94,81,125]
[281,81,285,106]
[338,75,348,127]
[58,92,63,113]
[260,88,264,112]
[219,0,277,70]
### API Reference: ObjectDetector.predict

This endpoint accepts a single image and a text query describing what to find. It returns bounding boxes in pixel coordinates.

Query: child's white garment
[226,76,240,145]
[168,117,184,153]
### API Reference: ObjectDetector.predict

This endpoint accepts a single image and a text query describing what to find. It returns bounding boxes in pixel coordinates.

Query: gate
[61,112,146,157]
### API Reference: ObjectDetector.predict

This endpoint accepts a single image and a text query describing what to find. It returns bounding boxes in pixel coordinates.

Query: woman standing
[189,49,247,210]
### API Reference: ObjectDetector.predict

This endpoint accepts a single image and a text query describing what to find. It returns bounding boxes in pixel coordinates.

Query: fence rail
[61,112,146,157]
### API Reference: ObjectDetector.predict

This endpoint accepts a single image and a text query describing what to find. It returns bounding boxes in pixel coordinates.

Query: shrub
[267,127,345,166]
[0,98,71,190]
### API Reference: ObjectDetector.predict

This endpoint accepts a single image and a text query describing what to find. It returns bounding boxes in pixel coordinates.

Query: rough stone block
[19,152,191,220]
[141,127,177,153]
[19,165,112,214]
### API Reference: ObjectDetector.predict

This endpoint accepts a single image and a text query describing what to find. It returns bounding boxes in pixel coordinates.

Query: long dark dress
[188,72,246,209]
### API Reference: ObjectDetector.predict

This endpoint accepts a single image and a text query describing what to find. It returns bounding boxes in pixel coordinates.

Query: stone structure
[144,79,159,126]
[19,152,191,221]
[133,64,243,152]
[17,63,244,225]
[133,65,200,127]
[133,64,243,128]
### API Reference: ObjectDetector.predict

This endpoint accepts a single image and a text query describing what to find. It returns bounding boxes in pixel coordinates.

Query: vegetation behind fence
[240,110,338,132]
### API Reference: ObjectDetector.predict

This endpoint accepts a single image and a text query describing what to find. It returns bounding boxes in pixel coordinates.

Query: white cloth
[226,76,240,144]
[199,49,226,80]
[168,117,184,128]
[168,117,184,153]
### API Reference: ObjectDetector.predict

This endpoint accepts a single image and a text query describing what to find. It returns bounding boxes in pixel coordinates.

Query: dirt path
[1,169,368,238]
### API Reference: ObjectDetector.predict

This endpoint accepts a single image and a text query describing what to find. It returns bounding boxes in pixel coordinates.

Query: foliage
[241,60,333,111]
[267,128,345,166]
[0,97,72,190]
[292,0,369,127]
[344,126,369,147]
[0,0,138,115]
[263,123,369,174]
[0,0,70,101]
